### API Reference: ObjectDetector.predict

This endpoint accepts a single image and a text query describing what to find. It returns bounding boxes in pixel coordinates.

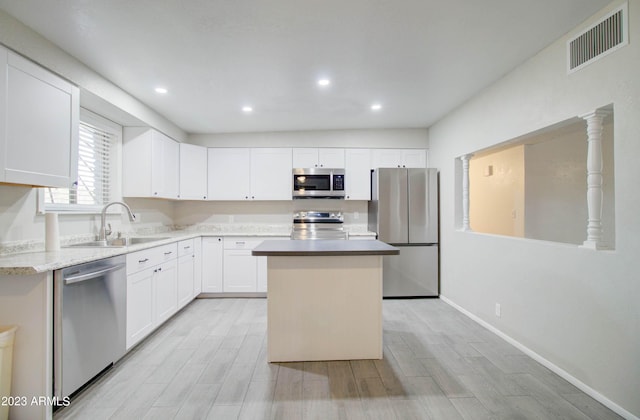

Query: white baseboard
[440,295,638,420]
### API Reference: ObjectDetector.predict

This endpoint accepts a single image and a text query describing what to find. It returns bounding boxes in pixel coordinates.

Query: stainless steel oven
[293,168,345,199]
[291,211,347,240]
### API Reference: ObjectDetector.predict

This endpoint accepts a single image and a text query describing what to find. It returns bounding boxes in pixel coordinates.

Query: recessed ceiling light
[371,103,382,111]
[242,106,253,113]
[154,87,168,94]
[317,78,331,87]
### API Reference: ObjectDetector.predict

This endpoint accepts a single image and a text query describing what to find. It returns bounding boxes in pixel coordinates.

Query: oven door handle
[64,264,125,285]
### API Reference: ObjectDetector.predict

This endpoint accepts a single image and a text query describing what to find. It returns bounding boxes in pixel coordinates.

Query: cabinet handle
[236,241,245,245]
[158,267,162,271]
[164,251,173,255]
[251,196,255,199]
[184,246,191,250]
[138,258,149,263]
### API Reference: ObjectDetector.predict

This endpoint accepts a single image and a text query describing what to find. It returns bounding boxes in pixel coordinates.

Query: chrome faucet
[99,201,137,241]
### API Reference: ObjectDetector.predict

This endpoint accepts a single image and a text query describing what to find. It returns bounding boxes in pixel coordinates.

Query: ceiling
[0,0,610,134]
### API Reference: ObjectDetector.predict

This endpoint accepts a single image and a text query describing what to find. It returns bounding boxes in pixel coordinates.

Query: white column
[461,154,473,231]
[580,110,608,250]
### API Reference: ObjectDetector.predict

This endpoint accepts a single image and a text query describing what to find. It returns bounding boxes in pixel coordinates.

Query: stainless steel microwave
[293,168,345,199]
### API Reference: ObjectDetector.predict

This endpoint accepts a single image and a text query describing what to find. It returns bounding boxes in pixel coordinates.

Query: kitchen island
[252,239,398,362]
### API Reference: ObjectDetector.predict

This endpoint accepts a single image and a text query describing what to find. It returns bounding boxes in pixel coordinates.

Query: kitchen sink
[65,237,171,248]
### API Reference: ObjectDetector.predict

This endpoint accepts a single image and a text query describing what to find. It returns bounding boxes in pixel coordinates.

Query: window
[40,109,121,213]
[457,108,615,249]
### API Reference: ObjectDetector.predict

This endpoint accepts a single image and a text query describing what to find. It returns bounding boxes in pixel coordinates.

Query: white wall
[189,128,428,149]
[523,119,615,246]
[0,186,175,251]
[469,145,525,237]
[173,199,368,228]
[428,0,639,417]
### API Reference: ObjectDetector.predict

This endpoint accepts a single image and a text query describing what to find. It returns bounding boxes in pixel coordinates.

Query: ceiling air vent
[567,2,628,73]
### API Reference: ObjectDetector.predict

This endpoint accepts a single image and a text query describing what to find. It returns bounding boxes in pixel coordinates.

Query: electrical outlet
[495,303,501,318]
[354,212,359,220]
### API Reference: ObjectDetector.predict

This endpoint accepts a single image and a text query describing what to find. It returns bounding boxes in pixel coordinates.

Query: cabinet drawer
[157,243,178,263]
[223,237,265,250]
[127,249,156,275]
[126,243,178,274]
[177,239,195,257]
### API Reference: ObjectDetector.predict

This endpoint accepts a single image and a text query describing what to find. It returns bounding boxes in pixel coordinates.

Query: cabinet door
[371,149,403,168]
[319,148,345,168]
[223,250,257,292]
[250,148,292,200]
[202,237,224,292]
[193,237,202,296]
[208,148,251,200]
[126,269,155,349]
[152,133,179,198]
[179,143,208,200]
[154,259,178,325]
[177,255,194,309]
[292,148,318,168]
[345,149,371,200]
[3,49,79,187]
[402,149,427,168]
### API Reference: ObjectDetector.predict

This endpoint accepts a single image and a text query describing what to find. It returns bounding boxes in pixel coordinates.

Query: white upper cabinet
[293,148,345,168]
[123,128,180,199]
[179,143,207,200]
[207,148,251,200]
[0,46,79,187]
[250,148,292,200]
[345,149,372,200]
[371,149,427,169]
[208,148,291,200]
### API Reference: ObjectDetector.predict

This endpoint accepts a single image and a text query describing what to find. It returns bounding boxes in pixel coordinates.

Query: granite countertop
[0,226,377,275]
[252,239,398,256]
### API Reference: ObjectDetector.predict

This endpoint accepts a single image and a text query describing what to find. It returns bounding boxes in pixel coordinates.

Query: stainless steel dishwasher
[53,255,127,400]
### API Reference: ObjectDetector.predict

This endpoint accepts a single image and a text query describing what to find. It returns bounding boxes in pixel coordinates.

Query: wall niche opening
[460,108,615,249]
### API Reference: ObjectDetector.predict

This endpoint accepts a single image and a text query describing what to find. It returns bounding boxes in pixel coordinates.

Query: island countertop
[252,239,399,256]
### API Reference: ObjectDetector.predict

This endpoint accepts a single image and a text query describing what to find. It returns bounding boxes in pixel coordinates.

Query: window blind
[45,118,116,208]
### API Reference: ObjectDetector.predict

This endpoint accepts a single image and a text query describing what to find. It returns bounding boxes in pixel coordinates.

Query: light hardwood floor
[54,298,622,420]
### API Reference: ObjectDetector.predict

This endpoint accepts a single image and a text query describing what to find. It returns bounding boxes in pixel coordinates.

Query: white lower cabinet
[223,249,257,292]
[200,236,291,294]
[177,240,195,310]
[126,243,178,350]
[193,237,202,297]
[223,237,289,293]
[126,268,155,350]
[202,237,224,292]
[154,259,178,325]
[222,238,262,292]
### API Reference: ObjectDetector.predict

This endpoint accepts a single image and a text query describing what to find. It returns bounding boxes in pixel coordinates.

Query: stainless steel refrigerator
[368,168,439,297]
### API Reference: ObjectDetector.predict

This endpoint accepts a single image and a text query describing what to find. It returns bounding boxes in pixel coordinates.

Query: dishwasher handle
[64,263,126,285]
